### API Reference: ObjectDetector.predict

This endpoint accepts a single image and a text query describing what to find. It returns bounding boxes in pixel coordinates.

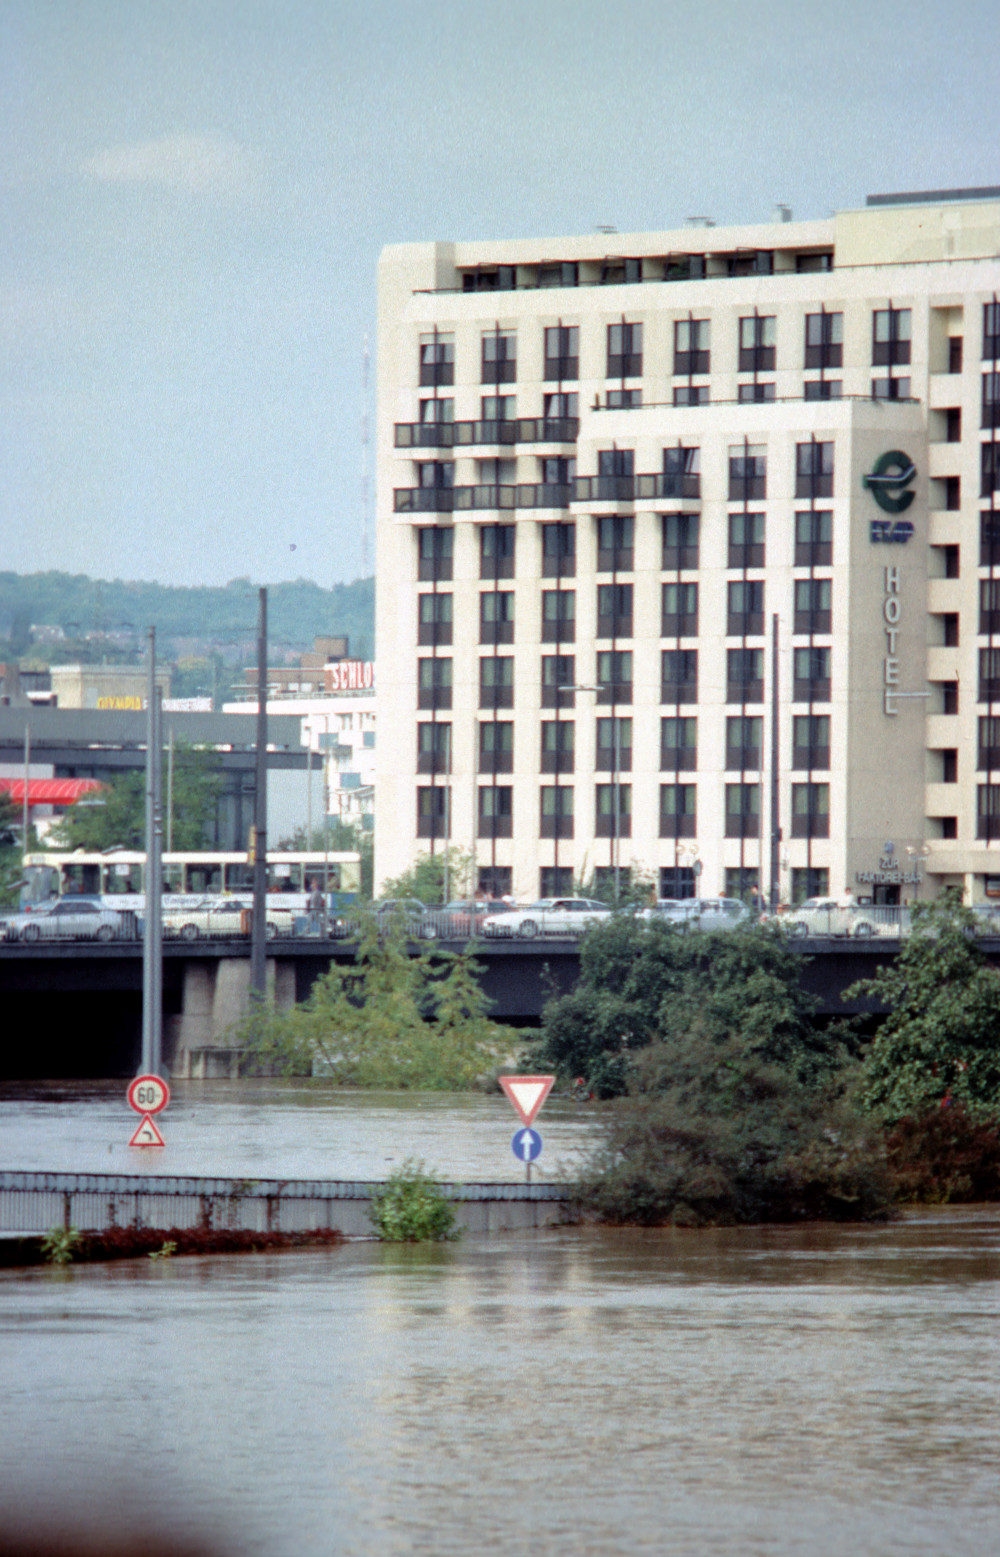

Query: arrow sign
[499,1075,554,1127]
[129,1114,165,1148]
[512,1128,542,1163]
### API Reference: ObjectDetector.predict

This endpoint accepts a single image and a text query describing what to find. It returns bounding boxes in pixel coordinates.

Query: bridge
[0,932,944,1081]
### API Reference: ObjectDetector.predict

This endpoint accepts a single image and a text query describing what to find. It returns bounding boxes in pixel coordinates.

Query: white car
[637,897,752,931]
[4,897,132,942]
[482,898,612,939]
[782,898,880,939]
[161,898,296,941]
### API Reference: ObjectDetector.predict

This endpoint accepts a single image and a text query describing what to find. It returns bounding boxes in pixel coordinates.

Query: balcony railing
[396,482,574,513]
[394,417,579,449]
[572,473,700,503]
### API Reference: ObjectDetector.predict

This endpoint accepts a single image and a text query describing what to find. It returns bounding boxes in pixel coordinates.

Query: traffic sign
[128,1074,170,1115]
[499,1075,554,1127]
[129,1115,165,1148]
[512,1127,542,1163]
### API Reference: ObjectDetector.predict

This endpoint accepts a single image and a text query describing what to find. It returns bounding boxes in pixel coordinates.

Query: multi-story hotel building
[375,188,1000,906]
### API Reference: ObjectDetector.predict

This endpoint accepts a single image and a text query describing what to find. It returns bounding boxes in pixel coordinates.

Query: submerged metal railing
[0,1171,571,1235]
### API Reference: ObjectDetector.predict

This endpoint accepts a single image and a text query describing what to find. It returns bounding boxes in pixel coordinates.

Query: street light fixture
[558,682,622,902]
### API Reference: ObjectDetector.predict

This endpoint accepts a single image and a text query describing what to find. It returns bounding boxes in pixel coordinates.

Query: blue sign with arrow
[512,1127,543,1163]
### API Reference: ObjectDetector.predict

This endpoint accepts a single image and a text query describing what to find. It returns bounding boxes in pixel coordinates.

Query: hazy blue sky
[3,0,999,589]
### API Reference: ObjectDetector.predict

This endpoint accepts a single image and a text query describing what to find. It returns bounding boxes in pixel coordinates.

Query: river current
[1,1084,998,1556]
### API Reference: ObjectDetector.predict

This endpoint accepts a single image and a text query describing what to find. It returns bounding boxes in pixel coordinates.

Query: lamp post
[558,682,621,902]
[906,844,930,903]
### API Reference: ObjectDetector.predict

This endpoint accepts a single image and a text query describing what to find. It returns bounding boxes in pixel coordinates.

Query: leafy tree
[535,917,823,1098]
[573,862,656,909]
[379,847,476,906]
[49,741,223,852]
[845,896,1000,1122]
[0,790,25,906]
[279,819,375,900]
[240,921,516,1088]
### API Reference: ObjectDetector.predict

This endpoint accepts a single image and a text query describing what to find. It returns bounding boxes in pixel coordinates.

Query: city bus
[20,850,361,911]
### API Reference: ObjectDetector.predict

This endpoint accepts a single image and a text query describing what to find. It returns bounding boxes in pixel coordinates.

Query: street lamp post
[558,682,621,902]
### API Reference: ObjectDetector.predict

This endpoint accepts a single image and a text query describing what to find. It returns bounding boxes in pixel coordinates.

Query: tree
[379,847,476,906]
[49,741,223,853]
[845,896,1000,1122]
[0,790,24,907]
[240,922,516,1088]
[534,916,823,1098]
[279,818,374,899]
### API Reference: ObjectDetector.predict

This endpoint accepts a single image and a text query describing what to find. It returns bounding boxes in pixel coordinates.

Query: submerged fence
[0,1171,573,1237]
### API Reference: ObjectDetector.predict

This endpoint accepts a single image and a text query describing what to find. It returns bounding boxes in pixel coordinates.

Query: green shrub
[883,1107,1000,1203]
[369,1161,460,1242]
[41,1226,82,1265]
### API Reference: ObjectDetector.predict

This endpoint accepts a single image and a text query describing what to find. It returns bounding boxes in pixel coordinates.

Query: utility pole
[769,613,781,911]
[250,588,268,1001]
[141,629,164,1077]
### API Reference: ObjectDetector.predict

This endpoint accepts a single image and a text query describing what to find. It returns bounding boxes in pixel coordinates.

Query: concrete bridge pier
[168,957,295,1079]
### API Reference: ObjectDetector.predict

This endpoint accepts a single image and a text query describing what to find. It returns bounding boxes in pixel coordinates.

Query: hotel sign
[863,449,916,515]
[324,660,375,692]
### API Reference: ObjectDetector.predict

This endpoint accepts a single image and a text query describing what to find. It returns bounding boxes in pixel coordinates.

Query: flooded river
[1,1085,998,1556]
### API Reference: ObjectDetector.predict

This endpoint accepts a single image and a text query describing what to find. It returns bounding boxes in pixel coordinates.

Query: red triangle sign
[499,1075,555,1127]
[129,1114,165,1148]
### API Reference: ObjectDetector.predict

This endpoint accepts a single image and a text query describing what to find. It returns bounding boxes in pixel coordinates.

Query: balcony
[394,417,579,449]
[572,472,700,504]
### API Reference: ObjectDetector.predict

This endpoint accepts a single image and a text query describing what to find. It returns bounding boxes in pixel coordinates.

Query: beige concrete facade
[375,193,1000,905]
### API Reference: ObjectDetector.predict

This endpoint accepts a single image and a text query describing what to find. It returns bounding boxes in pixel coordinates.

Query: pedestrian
[307,880,326,936]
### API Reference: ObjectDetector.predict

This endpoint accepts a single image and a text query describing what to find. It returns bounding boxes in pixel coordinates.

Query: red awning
[0,778,106,806]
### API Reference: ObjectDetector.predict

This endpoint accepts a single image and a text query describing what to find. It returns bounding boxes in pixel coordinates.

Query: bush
[369,1162,460,1242]
[883,1107,1000,1203]
[41,1226,82,1265]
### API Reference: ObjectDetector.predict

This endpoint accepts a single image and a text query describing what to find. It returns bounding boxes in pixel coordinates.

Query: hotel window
[597,649,632,703]
[542,589,576,642]
[540,456,575,500]
[541,720,574,774]
[543,390,579,423]
[419,332,454,387]
[662,512,700,570]
[606,388,642,409]
[795,510,832,566]
[981,578,1000,633]
[792,867,829,902]
[478,785,512,839]
[659,784,696,839]
[738,382,775,402]
[480,394,516,427]
[479,721,513,774]
[540,786,574,839]
[537,261,579,288]
[662,445,700,498]
[794,578,832,635]
[949,336,964,373]
[978,647,1000,702]
[727,648,764,704]
[596,716,632,772]
[659,865,697,900]
[540,865,574,896]
[607,321,643,378]
[872,376,911,400]
[804,311,843,369]
[463,265,516,292]
[481,329,517,384]
[978,716,1000,769]
[804,379,842,400]
[728,511,765,568]
[795,441,834,498]
[660,716,697,772]
[726,715,761,771]
[597,583,633,638]
[661,649,697,704]
[983,373,1000,430]
[418,657,452,710]
[983,302,1000,361]
[978,785,1000,841]
[596,783,631,838]
[674,384,708,406]
[480,590,515,645]
[479,656,514,710]
[418,592,453,647]
[542,654,575,708]
[982,513,1000,567]
[596,448,635,503]
[417,721,451,774]
[597,514,634,571]
[982,444,1000,498]
[600,256,642,284]
[792,782,830,838]
[738,315,776,373]
[544,325,579,381]
[418,527,453,582]
[727,580,764,637]
[480,524,515,579]
[417,786,450,839]
[728,444,766,502]
[725,783,760,838]
[673,318,710,375]
[794,646,831,702]
[418,396,454,425]
[873,307,911,366]
[542,522,576,577]
[418,460,454,489]
[662,581,698,636]
[664,254,706,281]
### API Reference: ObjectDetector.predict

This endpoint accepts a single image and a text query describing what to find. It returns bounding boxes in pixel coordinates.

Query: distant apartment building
[375,187,1000,904]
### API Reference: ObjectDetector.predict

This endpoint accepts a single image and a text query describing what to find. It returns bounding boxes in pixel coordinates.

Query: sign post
[127,1073,170,1149]
[499,1075,554,1184]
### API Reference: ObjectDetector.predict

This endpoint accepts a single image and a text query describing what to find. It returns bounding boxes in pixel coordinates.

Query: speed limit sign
[127,1074,170,1115]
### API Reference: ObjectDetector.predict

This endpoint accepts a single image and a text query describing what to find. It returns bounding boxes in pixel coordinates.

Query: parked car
[4,897,133,942]
[160,898,296,941]
[636,897,752,931]
[434,899,514,937]
[782,897,881,938]
[372,899,438,938]
[482,898,612,939]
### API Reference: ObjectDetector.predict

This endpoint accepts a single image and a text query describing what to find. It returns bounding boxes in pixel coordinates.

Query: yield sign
[499,1075,555,1128]
[129,1114,165,1148]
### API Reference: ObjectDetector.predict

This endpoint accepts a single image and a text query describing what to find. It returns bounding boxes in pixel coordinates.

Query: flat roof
[867,185,1000,207]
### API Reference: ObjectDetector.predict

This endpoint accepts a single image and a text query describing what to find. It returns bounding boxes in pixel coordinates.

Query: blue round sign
[512,1127,542,1163]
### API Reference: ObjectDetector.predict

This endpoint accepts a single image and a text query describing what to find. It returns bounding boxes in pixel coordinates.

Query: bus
[20,850,362,912]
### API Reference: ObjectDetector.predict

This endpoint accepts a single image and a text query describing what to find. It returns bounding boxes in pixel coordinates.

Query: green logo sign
[863,450,916,514]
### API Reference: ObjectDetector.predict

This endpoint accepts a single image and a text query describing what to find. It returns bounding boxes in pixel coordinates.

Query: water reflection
[1,1214,998,1556]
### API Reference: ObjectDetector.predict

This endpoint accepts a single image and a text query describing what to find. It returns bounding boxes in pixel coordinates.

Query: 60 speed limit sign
[127,1074,170,1115]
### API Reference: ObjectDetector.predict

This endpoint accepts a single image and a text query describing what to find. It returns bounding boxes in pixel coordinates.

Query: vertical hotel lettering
[883,566,901,716]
